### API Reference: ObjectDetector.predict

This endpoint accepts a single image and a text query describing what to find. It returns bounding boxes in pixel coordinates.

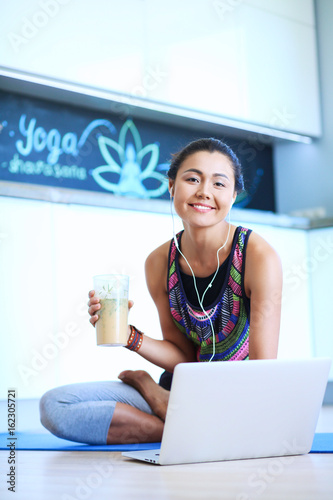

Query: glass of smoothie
[93,274,129,346]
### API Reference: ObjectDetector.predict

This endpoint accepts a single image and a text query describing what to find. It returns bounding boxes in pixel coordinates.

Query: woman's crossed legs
[39,371,170,445]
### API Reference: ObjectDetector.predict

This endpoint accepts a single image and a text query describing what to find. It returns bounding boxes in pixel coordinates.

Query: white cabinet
[148,0,321,137]
[0,0,321,138]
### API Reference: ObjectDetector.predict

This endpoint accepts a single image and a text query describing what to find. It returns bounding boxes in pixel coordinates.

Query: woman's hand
[87,290,100,327]
[87,290,134,328]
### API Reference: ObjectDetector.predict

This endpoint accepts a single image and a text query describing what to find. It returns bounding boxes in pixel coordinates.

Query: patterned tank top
[168,226,251,362]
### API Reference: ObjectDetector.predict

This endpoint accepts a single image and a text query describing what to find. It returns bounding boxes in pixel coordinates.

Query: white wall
[0,197,180,399]
[274,0,333,216]
[0,0,320,138]
[308,228,333,369]
[1,196,325,400]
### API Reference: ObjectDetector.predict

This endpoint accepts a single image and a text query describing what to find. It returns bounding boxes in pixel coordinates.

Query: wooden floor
[1,449,333,499]
[0,404,332,499]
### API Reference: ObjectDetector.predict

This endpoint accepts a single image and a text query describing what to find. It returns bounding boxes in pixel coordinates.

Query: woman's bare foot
[118,370,170,421]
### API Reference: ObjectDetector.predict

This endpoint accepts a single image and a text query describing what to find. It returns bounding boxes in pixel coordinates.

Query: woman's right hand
[88,290,100,327]
[88,291,135,328]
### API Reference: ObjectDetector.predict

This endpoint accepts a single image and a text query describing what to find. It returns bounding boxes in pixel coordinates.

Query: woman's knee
[39,390,53,426]
[39,388,65,433]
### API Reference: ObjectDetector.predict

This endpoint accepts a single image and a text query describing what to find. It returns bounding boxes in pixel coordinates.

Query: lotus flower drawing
[91,120,169,198]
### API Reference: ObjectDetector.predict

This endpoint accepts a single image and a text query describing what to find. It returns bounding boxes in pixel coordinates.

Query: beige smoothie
[96,297,128,346]
[93,274,129,347]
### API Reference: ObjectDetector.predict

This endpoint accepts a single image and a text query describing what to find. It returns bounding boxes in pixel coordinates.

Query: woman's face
[169,151,237,229]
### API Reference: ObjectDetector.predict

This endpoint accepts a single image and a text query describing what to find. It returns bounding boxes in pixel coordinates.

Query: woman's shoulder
[245,229,281,267]
[145,238,174,296]
[145,238,172,289]
[145,238,172,266]
[243,228,282,300]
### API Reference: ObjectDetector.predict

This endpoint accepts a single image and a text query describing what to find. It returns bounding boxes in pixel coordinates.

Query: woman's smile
[189,203,216,212]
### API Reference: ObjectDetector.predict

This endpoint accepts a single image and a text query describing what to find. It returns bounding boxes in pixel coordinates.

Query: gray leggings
[39,381,154,445]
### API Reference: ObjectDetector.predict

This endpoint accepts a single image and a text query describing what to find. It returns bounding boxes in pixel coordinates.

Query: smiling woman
[40,137,283,446]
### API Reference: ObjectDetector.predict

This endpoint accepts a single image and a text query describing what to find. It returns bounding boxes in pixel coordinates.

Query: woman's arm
[88,242,196,372]
[244,232,283,360]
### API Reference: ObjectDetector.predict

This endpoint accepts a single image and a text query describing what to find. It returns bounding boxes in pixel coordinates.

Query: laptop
[122,358,331,465]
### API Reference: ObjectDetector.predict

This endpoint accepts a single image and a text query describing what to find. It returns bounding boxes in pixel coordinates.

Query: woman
[40,138,282,445]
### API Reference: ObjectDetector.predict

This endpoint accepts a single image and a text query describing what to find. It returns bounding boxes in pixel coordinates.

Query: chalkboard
[0,90,275,210]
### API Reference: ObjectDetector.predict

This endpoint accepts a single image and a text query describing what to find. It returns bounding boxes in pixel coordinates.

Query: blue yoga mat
[0,432,161,451]
[0,432,332,453]
[310,433,333,453]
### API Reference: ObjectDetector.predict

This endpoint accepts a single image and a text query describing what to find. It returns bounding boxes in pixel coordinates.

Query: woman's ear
[169,180,174,197]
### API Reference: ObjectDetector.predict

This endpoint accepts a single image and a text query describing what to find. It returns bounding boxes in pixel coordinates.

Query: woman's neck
[179,222,235,276]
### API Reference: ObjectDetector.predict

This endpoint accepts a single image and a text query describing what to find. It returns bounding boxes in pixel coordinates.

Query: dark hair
[167,138,244,193]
